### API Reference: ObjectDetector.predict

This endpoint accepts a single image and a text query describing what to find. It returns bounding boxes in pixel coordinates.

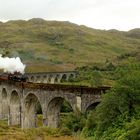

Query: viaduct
[25,71,77,83]
[0,71,110,129]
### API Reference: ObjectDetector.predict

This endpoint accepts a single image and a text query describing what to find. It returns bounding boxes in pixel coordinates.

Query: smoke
[0,54,26,74]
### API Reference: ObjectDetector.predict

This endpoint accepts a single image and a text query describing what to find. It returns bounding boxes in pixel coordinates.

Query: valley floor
[0,120,84,140]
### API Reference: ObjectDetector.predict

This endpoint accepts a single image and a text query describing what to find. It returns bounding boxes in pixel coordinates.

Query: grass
[0,115,85,140]
[0,19,140,72]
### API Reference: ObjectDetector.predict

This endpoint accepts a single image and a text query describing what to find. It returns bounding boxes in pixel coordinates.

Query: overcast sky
[0,0,140,31]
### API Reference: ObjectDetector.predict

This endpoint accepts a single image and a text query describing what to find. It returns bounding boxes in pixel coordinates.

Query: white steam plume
[0,54,26,74]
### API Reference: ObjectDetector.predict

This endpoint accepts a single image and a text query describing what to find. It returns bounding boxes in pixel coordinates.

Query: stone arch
[48,75,52,83]
[43,75,49,83]
[46,97,73,128]
[26,77,29,82]
[68,74,75,82]
[30,76,35,82]
[54,75,60,83]
[85,101,100,112]
[42,75,47,83]
[1,88,8,119]
[36,76,41,83]
[10,90,21,125]
[61,74,67,82]
[22,93,43,128]
[39,76,43,83]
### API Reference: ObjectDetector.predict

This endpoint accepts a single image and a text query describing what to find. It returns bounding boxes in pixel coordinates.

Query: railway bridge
[0,79,110,129]
[26,71,77,83]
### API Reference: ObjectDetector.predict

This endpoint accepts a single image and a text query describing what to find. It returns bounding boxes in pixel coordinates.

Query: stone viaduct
[0,79,110,129]
[25,71,77,83]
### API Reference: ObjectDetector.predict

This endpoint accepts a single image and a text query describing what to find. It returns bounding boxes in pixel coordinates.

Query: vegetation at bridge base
[82,63,140,140]
[60,109,86,134]
[57,62,140,140]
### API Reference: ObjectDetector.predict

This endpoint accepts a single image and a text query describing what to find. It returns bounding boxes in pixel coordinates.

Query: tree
[90,70,102,87]
[95,69,140,139]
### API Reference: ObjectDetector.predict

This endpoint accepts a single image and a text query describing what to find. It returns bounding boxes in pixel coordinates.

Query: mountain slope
[0,18,140,72]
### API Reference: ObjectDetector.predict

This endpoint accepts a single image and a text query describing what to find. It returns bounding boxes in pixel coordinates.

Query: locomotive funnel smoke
[0,54,26,74]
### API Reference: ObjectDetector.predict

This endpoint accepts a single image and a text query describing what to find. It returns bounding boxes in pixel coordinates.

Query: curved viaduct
[0,79,110,129]
[26,71,77,83]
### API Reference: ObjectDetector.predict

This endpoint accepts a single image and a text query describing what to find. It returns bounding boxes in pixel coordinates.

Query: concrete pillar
[57,78,61,83]
[76,95,82,111]
[0,88,9,119]
[66,74,69,82]
[42,111,47,126]
[22,102,37,128]
[47,99,62,128]
[9,105,21,125]
[21,94,41,128]
[50,77,55,84]
[0,89,2,119]
[9,91,21,125]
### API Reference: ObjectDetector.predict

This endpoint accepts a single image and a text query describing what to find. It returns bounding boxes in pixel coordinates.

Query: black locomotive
[0,72,27,82]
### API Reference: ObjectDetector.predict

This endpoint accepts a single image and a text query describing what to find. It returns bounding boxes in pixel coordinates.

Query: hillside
[0,18,140,72]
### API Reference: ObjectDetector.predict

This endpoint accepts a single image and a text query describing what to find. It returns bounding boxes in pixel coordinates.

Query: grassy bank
[0,120,84,140]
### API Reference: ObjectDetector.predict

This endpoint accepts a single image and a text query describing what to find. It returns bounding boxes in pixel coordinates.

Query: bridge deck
[0,78,110,94]
[25,71,77,75]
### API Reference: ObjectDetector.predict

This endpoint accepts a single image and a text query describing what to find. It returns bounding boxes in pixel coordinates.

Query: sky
[0,0,140,31]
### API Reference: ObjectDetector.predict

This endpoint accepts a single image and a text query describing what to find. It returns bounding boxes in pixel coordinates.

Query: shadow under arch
[30,76,35,82]
[36,76,41,83]
[48,75,52,83]
[61,74,67,82]
[54,75,60,83]
[26,77,29,82]
[46,97,73,128]
[23,93,43,128]
[1,88,8,119]
[42,75,47,83]
[86,102,100,112]
[10,90,21,125]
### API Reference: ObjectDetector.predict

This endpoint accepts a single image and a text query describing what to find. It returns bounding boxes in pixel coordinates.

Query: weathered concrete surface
[0,80,110,129]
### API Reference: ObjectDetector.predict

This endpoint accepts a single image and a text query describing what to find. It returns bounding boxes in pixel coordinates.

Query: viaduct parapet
[0,79,110,129]
[25,71,77,83]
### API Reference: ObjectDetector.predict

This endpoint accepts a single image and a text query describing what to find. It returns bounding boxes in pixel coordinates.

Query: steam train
[0,72,27,82]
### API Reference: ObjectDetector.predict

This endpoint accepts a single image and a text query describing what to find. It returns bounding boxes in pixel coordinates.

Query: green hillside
[0,18,140,72]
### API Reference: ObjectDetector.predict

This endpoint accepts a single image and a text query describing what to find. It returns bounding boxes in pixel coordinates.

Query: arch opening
[47,97,73,128]
[48,76,52,83]
[31,76,35,82]
[61,74,67,82]
[54,75,60,83]
[23,93,43,128]
[1,88,8,119]
[36,76,41,83]
[43,75,47,83]
[10,90,21,125]
[40,76,46,83]
[86,102,100,112]
[26,77,29,82]
[69,74,75,82]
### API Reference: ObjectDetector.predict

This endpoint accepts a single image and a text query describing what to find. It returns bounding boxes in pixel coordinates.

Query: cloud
[0,0,140,30]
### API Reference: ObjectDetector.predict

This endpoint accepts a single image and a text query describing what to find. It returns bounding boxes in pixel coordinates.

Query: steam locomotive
[0,72,27,82]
